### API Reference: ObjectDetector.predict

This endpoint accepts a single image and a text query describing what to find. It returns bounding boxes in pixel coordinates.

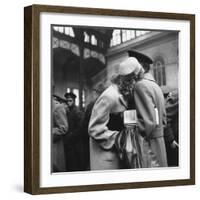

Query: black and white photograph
[51,25,179,173]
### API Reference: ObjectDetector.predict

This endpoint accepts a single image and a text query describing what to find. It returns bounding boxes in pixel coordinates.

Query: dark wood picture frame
[24,4,195,194]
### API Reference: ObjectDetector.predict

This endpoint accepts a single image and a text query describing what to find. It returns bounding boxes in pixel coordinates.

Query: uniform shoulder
[135,79,148,91]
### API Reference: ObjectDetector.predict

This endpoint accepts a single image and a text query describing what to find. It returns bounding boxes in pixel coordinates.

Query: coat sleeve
[53,105,68,136]
[88,94,119,150]
[134,83,157,138]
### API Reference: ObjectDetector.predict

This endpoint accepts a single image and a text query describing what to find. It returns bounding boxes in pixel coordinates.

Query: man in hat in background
[88,57,144,170]
[64,92,84,171]
[161,86,179,166]
[128,50,168,167]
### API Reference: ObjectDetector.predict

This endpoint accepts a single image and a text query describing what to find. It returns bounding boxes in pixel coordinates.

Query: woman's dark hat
[64,92,77,99]
[128,50,153,64]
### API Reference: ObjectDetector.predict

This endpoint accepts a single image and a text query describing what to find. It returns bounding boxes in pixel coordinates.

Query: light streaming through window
[110,29,150,47]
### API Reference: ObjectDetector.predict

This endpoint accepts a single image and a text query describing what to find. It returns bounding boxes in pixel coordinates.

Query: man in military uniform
[64,92,84,171]
[128,50,168,167]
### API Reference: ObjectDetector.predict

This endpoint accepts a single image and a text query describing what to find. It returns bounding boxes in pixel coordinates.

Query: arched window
[153,57,166,86]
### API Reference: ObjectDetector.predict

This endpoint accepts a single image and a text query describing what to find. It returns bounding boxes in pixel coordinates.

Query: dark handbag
[115,124,143,169]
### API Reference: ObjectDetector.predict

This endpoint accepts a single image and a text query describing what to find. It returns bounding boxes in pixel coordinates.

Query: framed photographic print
[24,4,195,194]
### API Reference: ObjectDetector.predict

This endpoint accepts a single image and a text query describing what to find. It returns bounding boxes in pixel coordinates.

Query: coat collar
[111,84,128,109]
[143,72,156,82]
[119,94,128,109]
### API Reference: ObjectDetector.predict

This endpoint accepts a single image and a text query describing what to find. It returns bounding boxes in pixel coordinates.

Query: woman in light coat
[88,57,144,170]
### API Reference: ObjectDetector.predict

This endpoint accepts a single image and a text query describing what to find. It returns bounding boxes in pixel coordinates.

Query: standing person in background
[52,95,68,172]
[161,86,179,166]
[64,92,84,171]
[81,83,106,170]
[128,50,168,167]
[88,57,144,170]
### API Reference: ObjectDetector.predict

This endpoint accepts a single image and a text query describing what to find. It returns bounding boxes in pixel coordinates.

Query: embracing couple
[88,50,168,170]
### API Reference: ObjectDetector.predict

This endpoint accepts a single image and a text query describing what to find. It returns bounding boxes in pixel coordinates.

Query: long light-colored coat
[52,101,68,171]
[88,84,127,170]
[134,72,168,167]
